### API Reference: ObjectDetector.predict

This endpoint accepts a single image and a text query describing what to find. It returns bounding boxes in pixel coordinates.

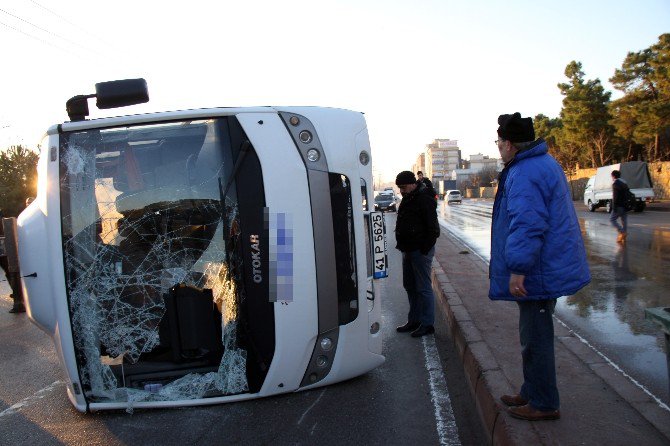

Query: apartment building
[469,153,502,172]
[412,153,426,176]
[424,139,461,182]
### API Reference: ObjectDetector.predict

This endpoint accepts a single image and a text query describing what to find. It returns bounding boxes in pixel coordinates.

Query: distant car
[446,190,462,204]
[374,192,396,212]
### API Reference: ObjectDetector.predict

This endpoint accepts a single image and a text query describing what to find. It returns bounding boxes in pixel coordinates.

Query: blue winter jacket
[489,139,590,301]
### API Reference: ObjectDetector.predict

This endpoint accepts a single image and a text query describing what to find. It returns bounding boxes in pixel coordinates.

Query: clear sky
[1,0,668,182]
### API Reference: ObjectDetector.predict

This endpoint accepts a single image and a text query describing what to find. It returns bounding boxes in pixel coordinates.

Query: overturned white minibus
[17,79,387,412]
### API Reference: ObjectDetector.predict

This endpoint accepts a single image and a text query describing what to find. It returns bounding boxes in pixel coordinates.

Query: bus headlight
[359,150,370,165]
[299,130,313,143]
[300,328,339,388]
[307,148,320,162]
[320,337,333,351]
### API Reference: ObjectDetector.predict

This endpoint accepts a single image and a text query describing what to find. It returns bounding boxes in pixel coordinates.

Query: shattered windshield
[59,118,273,406]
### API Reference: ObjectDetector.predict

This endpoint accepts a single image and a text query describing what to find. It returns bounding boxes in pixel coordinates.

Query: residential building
[412,153,426,176]
[425,139,461,182]
[469,153,501,173]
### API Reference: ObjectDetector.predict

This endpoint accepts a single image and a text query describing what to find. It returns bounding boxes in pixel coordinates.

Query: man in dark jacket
[491,113,590,421]
[610,170,628,243]
[417,171,437,199]
[394,171,440,337]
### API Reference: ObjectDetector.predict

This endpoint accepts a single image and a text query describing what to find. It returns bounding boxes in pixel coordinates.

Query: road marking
[0,380,64,418]
[554,317,670,413]
[422,335,461,446]
[297,388,326,425]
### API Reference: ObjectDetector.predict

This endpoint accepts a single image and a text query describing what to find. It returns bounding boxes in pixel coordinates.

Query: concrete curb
[432,261,528,446]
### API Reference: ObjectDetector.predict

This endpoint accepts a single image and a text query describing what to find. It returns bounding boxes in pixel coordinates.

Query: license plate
[370,212,388,279]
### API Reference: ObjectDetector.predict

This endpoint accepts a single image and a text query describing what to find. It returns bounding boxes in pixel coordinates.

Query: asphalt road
[0,213,486,446]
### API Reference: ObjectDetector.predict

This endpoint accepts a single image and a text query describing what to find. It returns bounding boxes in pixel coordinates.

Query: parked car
[446,189,462,204]
[374,192,396,212]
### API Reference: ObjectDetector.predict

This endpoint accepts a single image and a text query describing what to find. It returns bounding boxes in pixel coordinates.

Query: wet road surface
[438,199,670,407]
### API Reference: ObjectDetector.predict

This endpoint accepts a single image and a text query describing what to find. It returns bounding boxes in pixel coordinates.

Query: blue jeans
[610,206,627,233]
[517,299,559,411]
[402,247,435,326]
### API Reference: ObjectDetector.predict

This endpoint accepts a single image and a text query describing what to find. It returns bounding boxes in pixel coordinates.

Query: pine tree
[558,61,614,168]
[610,33,670,161]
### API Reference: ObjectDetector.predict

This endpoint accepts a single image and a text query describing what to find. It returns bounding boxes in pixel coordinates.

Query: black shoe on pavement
[411,325,435,337]
[396,321,421,333]
[9,304,26,314]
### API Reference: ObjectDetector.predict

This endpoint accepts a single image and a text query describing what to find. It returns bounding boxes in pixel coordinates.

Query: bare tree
[592,129,612,166]
[477,166,499,187]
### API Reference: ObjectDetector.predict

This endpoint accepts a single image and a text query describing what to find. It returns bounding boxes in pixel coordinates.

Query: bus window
[58,118,273,402]
[329,173,358,325]
[360,178,369,211]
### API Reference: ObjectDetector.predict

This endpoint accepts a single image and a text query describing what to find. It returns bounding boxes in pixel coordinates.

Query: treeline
[534,33,669,170]
[0,145,38,217]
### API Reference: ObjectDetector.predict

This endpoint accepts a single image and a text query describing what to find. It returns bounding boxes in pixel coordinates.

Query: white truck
[583,161,654,213]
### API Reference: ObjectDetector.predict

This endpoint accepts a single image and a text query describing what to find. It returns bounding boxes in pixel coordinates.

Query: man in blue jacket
[490,113,590,421]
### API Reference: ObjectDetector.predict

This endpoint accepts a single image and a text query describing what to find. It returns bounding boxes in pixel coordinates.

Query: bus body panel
[18,133,90,410]
[236,112,319,393]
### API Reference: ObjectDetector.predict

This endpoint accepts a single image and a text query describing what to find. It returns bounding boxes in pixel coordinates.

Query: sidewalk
[431,231,670,445]
[645,199,670,212]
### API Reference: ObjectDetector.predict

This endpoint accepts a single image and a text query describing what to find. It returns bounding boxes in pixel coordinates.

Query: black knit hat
[497,112,535,142]
[395,170,416,186]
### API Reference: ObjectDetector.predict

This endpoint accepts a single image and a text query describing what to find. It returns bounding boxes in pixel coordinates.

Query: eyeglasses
[494,139,502,145]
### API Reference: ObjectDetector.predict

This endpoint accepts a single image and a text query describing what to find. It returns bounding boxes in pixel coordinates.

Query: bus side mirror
[96,79,149,110]
[66,78,149,121]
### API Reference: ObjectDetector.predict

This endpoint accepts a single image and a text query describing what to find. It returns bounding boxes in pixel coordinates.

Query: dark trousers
[2,263,24,311]
[610,206,628,234]
[517,299,559,411]
[401,247,435,326]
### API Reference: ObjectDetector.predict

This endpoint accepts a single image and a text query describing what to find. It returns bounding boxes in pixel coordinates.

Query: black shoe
[411,325,435,337]
[9,305,26,314]
[396,321,420,333]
